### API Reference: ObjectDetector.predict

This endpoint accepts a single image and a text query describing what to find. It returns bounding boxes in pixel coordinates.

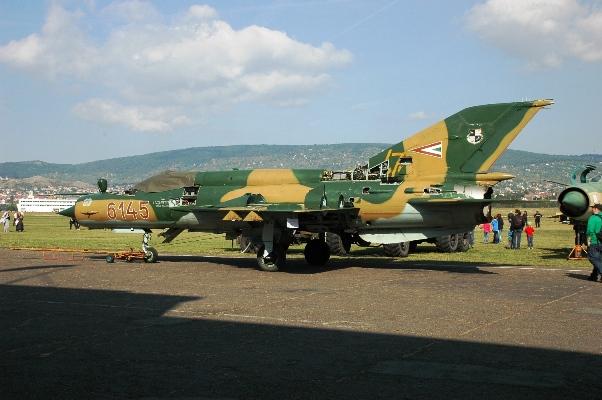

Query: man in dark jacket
[534,211,543,228]
[511,211,524,249]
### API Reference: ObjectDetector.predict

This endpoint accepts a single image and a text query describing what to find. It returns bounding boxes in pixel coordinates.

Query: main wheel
[304,239,331,266]
[238,234,254,253]
[105,254,115,263]
[143,246,158,263]
[456,232,471,252]
[325,232,351,256]
[435,234,459,252]
[256,245,284,272]
[383,241,410,257]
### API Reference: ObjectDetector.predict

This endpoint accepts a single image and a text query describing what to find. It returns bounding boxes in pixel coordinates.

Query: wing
[170,201,359,232]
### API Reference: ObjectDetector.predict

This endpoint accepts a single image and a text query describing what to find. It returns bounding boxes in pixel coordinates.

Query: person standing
[534,210,543,228]
[491,217,499,244]
[15,211,24,232]
[482,221,491,243]
[506,212,514,248]
[524,222,535,249]
[496,214,504,244]
[586,204,602,282]
[1,210,9,233]
[511,210,524,249]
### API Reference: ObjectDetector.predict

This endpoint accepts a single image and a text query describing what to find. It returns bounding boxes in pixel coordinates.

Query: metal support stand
[568,232,587,260]
[568,244,587,260]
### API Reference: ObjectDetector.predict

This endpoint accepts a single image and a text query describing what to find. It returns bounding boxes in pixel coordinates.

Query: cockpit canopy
[133,170,197,193]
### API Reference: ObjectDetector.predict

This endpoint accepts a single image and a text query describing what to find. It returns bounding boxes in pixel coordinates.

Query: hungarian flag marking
[411,141,443,158]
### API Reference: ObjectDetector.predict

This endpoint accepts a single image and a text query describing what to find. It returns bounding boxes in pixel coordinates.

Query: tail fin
[368,99,553,180]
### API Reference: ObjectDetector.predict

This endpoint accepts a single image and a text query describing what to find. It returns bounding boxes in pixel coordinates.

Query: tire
[325,232,351,256]
[456,233,470,252]
[409,241,418,252]
[354,235,371,247]
[105,254,115,263]
[304,239,331,266]
[435,234,459,252]
[383,242,410,257]
[144,247,158,263]
[256,245,283,272]
[238,234,254,253]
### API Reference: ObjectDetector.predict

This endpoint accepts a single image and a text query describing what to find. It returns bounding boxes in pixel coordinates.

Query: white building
[17,193,77,213]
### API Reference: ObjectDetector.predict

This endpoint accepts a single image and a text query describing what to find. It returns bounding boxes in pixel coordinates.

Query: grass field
[0,208,591,269]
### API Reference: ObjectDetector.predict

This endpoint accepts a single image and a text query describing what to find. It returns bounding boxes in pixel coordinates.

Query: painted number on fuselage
[107,201,150,220]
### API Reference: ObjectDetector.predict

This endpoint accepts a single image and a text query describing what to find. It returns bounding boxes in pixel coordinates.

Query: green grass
[0,208,590,269]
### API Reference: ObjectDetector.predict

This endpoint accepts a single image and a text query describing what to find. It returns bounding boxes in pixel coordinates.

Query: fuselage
[68,168,496,241]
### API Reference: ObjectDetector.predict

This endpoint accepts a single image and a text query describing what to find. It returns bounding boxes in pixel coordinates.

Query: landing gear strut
[256,221,286,272]
[142,231,158,263]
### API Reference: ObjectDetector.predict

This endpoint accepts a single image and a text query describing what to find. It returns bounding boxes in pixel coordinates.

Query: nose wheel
[142,231,158,263]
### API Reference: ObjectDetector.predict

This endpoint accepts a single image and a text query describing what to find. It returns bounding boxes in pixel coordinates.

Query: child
[491,217,499,244]
[524,222,535,249]
[482,222,491,243]
[506,229,513,249]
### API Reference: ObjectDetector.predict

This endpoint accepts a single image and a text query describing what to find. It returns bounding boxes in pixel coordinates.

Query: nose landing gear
[142,231,158,263]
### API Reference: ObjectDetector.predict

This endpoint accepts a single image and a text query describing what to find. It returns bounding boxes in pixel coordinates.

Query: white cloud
[73,99,191,132]
[101,0,161,22]
[0,2,352,131]
[187,5,218,20]
[408,111,428,120]
[466,0,602,68]
[0,4,99,78]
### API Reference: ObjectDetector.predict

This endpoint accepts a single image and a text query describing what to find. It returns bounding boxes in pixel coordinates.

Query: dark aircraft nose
[59,205,75,218]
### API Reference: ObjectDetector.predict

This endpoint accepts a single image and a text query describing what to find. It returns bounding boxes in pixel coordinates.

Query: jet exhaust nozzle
[558,188,589,218]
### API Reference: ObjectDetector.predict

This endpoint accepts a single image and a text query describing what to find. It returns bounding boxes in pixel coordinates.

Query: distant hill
[0,144,600,187]
[0,144,387,184]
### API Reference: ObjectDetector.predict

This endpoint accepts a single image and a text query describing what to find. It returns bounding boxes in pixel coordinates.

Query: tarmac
[1,248,601,399]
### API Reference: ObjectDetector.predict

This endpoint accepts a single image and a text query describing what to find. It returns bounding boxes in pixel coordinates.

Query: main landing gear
[256,221,286,272]
[255,224,332,272]
[304,237,330,266]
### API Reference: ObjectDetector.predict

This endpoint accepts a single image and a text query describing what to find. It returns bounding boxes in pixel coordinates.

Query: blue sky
[1,0,601,163]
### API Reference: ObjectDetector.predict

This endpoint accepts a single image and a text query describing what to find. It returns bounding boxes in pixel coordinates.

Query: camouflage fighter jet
[60,99,553,271]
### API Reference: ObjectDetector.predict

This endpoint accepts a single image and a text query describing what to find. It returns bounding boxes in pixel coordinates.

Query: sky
[0,0,601,164]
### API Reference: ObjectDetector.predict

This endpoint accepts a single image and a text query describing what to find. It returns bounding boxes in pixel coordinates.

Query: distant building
[17,192,77,213]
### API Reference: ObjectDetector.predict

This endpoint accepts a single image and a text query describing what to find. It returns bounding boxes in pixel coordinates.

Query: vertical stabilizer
[369,100,553,180]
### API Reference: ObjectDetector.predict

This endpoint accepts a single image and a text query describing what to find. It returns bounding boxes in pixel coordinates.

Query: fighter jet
[60,99,553,271]
[558,164,602,221]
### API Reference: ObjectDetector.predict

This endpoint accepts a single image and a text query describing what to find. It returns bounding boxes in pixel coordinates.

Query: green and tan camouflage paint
[68,100,552,235]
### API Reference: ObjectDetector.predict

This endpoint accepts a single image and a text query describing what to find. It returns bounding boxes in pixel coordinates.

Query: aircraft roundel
[467,128,483,144]
[410,141,443,158]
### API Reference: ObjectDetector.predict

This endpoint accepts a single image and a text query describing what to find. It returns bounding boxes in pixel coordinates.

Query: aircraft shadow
[1,284,600,399]
[0,264,77,273]
[157,253,501,275]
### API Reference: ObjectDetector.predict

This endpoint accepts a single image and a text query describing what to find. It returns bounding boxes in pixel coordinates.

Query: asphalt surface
[1,248,601,399]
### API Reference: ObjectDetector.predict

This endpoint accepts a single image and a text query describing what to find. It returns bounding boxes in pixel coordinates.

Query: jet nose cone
[59,205,75,218]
